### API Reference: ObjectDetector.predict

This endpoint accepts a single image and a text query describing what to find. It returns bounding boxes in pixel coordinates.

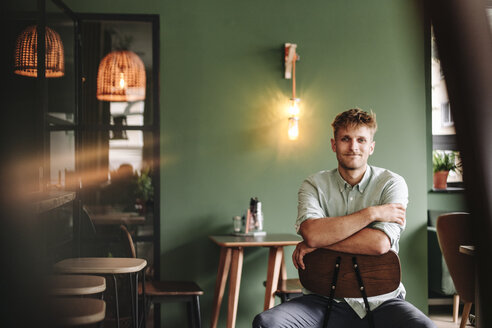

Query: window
[431,29,462,186]
[440,102,453,127]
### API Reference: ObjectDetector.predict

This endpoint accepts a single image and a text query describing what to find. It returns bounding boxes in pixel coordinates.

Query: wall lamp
[285,43,300,140]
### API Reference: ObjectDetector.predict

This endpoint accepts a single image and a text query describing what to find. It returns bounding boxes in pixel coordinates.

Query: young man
[253,109,435,328]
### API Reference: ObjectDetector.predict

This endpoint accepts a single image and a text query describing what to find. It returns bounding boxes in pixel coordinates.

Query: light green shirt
[295,165,408,319]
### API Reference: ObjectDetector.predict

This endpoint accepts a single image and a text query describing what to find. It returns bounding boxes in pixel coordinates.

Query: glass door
[76,14,160,277]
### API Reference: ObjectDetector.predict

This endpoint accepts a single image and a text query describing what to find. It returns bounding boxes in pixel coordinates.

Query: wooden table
[54,257,147,328]
[209,233,302,328]
[85,205,145,226]
[459,245,479,327]
[91,212,145,226]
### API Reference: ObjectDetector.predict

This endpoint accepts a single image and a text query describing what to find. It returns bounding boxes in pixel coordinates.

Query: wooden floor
[429,305,474,328]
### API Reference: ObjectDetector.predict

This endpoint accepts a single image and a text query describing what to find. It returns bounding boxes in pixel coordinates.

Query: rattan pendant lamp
[96,50,146,102]
[14,25,65,78]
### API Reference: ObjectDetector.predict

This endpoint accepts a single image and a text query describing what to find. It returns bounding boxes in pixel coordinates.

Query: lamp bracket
[284,43,299,79]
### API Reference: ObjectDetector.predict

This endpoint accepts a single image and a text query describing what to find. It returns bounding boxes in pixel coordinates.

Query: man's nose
[349,139,359,150]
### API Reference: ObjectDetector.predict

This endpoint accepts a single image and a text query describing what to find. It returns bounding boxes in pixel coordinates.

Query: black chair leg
[187,300,195,328]
[139,296,151,328]
[192,295,201,328]
[135,272,139,328]
[142,270,146,328]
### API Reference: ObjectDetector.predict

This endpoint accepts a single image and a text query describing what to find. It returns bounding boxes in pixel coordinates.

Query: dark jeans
[253,294,436,328]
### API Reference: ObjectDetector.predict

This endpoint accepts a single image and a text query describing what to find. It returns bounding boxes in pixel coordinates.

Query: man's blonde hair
[331,108,378,138]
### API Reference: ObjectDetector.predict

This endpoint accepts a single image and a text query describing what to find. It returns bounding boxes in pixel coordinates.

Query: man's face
[331,125,375,171]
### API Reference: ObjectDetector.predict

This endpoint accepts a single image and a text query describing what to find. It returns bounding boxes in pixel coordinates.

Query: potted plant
[432,150,460,189]
[132,169,154,214]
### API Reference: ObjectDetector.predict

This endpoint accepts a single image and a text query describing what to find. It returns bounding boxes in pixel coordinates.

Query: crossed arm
[293,203,406,270]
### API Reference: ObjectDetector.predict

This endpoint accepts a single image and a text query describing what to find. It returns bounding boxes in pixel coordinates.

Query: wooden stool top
[139,281,204,296]
[54,257,147,274]
[46,275,106,296]
[50,298,105,326]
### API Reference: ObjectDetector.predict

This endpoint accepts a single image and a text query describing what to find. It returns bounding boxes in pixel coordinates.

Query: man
[253,109,435,328]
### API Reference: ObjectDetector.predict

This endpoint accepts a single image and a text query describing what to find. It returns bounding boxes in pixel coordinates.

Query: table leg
[210,247,232,328]
[264,246,283,310]
[113,274,120,328]
[278,247,287,289]
[227,247,244,328]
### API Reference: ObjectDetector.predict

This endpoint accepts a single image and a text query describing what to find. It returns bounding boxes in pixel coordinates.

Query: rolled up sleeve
[369,173,408,252]
[295,179,325,233]
[369,222,404,252]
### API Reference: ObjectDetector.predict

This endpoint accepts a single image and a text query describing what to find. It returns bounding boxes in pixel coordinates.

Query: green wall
[69,1,428,327]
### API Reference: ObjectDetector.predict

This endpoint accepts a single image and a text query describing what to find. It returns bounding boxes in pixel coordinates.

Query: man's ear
[331,138,336,152]
[369,140,375,155]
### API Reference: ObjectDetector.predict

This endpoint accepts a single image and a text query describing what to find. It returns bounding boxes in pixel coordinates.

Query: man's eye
[341,137,349,141]
[358,138,366,143]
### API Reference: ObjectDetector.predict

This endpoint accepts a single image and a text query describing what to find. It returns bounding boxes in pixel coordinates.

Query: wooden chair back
[436,212,474,303]
[120,224,137,258]
[298,249,401,298]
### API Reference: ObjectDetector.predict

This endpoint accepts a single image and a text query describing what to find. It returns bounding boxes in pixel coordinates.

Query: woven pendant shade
[97,50,146,102]
[14,25,65,78]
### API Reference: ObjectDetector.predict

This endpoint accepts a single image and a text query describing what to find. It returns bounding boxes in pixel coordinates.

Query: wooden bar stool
[50,297,106,327]
[54,257,147,328]
[46,274,106,296]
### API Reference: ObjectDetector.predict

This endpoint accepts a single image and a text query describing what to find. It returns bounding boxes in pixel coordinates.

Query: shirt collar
[336,166,372,193]
[357,166,371,193]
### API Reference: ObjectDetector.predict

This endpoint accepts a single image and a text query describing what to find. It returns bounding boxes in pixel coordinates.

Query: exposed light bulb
[119,72,126,89]
[288,117,299,140]
[288,98,300,116]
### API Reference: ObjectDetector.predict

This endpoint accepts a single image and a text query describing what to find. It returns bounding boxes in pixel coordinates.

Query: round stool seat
[50,298,105,326]
[47,274,106,296]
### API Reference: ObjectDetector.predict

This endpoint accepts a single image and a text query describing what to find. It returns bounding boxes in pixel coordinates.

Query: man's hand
[368,203,406,226]
[292,241,317,270]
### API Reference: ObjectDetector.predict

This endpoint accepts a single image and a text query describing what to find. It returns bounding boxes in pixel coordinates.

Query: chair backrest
[81,205,97,236]
[120,224,136,258]
[436,212,475,303]
[298,249,401,298]
[119,225,156,278]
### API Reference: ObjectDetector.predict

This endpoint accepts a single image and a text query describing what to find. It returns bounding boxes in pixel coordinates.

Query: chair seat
[277,278,303,294]
[139,280,204,296]
[263,278,303,303]
[263,278,303,294]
